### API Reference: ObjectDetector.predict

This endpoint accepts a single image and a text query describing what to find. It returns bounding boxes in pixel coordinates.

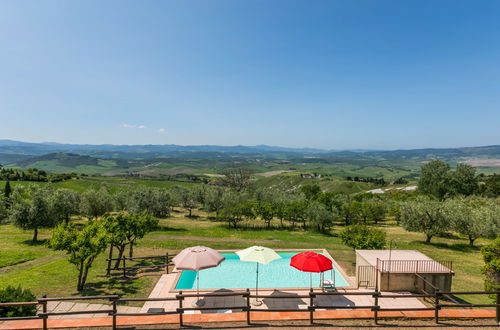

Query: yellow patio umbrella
[236,246,281,306]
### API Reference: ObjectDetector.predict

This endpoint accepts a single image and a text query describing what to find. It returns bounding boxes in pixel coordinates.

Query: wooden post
[122,256,126,278]
[112,298,117,330]
[41,295,47,330]
[246,288,251,325]
[165,253,169,274]
[179,290,184,327]
[107,246,113,276]
[374,291,379,325]
[309,288,314,325]
[434,289,440,324]
[496,288,500,324]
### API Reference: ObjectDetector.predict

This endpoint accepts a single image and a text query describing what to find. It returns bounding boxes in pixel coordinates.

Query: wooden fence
[106,253,175,277]
[1,289,499,329]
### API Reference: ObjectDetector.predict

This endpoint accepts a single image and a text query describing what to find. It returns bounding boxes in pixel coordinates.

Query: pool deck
[140,272,426,314]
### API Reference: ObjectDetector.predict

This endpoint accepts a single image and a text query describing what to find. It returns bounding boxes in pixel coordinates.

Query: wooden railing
[1,289,499,329]
[106,253,175,277]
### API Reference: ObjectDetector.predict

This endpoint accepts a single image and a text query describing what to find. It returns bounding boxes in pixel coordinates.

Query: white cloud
[121,123,146,129]
[159,128,165,133]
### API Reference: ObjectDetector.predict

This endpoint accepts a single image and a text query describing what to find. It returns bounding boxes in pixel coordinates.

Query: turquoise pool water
[175,252,350,290]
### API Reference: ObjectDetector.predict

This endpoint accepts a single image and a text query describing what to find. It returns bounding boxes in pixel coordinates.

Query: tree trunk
[114,245,125,269]
[425,234,432,243]
[189,208,192,217]
[80,264,91,292]
[129,240,135,258]
[32,228,38,242]
[65,215,70,225]
[77,261,84,291]
[469,236,475,247]
[267,220,271,229]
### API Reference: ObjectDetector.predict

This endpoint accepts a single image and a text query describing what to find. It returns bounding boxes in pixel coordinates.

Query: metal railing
[1,289,498,329]
[377,259,453,274]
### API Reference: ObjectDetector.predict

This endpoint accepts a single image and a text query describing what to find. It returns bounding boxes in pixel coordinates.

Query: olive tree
[80,187,114,219]
[9,185,55,242]
[125,187,173,217]
[447,197,499,246]
[305,201,336,233]
[50,189,80,224]
[257,201,274,229]
[200,187,222,217]
[400,196,452,243]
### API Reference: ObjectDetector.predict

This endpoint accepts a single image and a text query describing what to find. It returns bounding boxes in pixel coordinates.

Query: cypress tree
[4,181,11,199]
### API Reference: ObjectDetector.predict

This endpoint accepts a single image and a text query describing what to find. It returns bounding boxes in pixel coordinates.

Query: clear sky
[0,0,499,149]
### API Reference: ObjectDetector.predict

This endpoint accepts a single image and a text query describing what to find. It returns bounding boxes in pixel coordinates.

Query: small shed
[356,250,454,293]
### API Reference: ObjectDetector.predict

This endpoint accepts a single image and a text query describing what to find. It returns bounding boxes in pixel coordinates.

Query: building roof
[356,250,453,274]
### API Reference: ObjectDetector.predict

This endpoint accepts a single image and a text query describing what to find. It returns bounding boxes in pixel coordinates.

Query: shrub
[481,237,500,301]
[0,286,37,317]
[340,224,387,249]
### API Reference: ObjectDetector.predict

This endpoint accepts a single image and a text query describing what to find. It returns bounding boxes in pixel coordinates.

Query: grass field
[0,208,493,305]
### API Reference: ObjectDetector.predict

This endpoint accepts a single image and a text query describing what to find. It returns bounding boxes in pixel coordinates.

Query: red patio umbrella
[290,251,333,289]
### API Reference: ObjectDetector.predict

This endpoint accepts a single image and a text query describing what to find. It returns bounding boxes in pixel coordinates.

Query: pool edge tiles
[172,249,352,291]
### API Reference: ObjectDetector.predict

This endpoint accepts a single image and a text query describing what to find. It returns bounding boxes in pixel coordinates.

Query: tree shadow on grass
[22,239,48,246]
[414,241,480,253]
[152,226,187,233]
[81,276,141,297]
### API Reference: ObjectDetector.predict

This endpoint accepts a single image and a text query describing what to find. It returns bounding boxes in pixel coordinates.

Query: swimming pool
[175,251,350,290]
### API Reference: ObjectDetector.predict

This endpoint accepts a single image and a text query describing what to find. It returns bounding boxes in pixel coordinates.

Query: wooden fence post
[374,291,379,325]
[165,253,169,274]
[41,295,47,330]
[178,291,184,327]
[434,289,440,324]
[309,288,314,325]
[122,256,127,278]
[496,288,500,324]
[246,288,251,325]
[112,297,117,330]
[107,246,113,276]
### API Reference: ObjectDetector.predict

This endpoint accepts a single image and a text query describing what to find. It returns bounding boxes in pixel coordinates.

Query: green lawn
[0,210,493,304]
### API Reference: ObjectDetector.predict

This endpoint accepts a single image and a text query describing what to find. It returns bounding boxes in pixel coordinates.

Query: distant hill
[0,139,499,158]
[1,140,498,177]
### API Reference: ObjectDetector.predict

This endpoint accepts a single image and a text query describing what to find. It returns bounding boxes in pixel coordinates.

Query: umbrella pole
[256,262,259,299]
[195,271,205,306]
[310,273,312,290]
[252,262,262,306]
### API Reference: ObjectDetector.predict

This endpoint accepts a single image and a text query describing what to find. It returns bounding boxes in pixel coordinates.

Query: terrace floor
[140,272,426,313]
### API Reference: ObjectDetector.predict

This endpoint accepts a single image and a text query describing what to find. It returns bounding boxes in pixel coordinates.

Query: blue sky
[0,0,499,149]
